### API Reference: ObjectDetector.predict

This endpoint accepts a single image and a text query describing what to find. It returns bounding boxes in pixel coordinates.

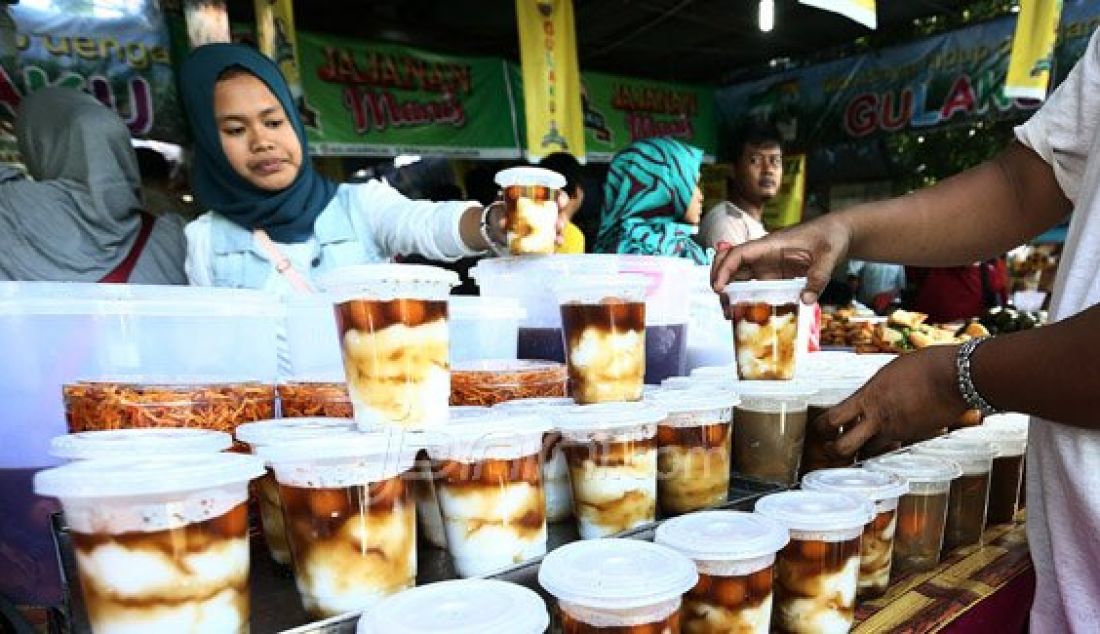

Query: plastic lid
[538,539,698,609]
[255,430,420,465]
[49,428,232,460]
[552,273,649,303]
[950,425,1027,456]
[910,437,996,473]
[234,417,356,447]
[802,468,908,502]
[722,277,807,299]
[34,452,265,498]
[552,402,669,432]
[357,579,548,634]
[452,359,565,375]
[755,490,875,532]
[316,264,459,300]
[734,380,816,398]
[983,412,1030,434]
[449,406,496,421]
[448,295,526,321]
[864,452,963,483]
[494,166,566,189]
[493,397,575,412]
[655,510,789,562]
[647,387,740,412]
[690,365,738,379]
[433,412,552,440]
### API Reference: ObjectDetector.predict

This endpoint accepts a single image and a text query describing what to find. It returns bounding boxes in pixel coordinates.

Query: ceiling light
[759,0,775,33]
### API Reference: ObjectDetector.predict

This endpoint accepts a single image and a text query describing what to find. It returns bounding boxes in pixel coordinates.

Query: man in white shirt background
[696,122,783,249]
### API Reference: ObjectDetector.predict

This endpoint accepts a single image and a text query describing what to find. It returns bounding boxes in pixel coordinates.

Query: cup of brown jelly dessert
[33,453,265,633]
[865,453,962,573]
[647,388,740,515]
[357,578,549,634]
[755,490,875,633]
[732,381,816,485]
[984,413,1030,509]
[49,428,232,461]
[551,402,667,539]
[911,437,996,552]
[554,274,649,404]
[539,538,698,633]
[494,397,577,523]
[801,467,909,599]
[277,381,353,418]
[425,411,552,577]
[655,510,789,633]
[722,278,806,381]
[257,430,421,618]
[951,424,1028,525]
[800,380,863,477]
[234,417,357,566]
[450,359,568,407]
[494,166,566,255]
[317,264,459,430]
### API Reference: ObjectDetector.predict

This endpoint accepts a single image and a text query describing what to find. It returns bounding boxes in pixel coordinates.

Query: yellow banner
[516,0,585,162]
[762,154,806,230]
[1005,0,1063,101]
[799,0,876,29]
[254,0,302,100]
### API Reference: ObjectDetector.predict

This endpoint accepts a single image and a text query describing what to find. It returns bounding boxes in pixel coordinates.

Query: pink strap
[252,229,315,293]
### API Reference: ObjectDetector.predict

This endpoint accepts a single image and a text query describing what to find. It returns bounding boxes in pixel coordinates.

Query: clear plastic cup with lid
[49,428,232,461]
[256,431,421,618]
[911,436,997,551]
[754,490,875,633]
[802,468,909,598]
[34,453,264,634]
[493,397,576,523]
[356,578,549,634]
[494,166,566,255]
[539,538,698,632]
[864,452,963,572]
[317,264,459,430]
[951,425,1028,524]
[979,413,1030,510]
[647,388,740,514]
[550,402,668,538]
[722,278,806,380]
[731,381,816,485]
[424,412,552,577]
[655,511,789,633]
[800,379,863,477]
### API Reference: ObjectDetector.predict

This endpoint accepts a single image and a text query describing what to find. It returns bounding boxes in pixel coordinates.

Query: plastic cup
[277,382,353,418]
[951,425,1028,524]
[647,388,740,514]
[551,402,667,538]
[911,437,996,552]
[732,381,816,485]
[539,538,698,632]
[34,453,264,633]
[722,279,806,380]
[655,511,789,633]
[983,413,1030,510]
[554,275,648,404]
[235,417,357,566]
[800,380,862,477]
[755,490,875,633]
[49,428,231,461]
[256,431,420,618]
[425,412,552,577]
[356,578,549,634]
[801,468,909,598]
[494,167,566,255]
[865,453,962,573]
[450,359,567,407]
[317,264,459,430]
[494,397,576,523]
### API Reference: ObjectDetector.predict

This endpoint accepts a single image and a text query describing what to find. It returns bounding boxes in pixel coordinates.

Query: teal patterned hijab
[595,137,711,264]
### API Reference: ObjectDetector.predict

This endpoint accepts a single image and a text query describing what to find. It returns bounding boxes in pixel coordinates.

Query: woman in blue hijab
[595,137,711,264]
[178,43,513,292]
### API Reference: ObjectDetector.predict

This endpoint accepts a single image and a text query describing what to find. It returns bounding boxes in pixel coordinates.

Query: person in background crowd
[179,44,555,292]
[697,122,783,250]
[594,137,710,263]
[0,87,186,284]
[847,259,907,314]
[539,152,586,254]
[136,147,197,219]
[907,259,1008,323]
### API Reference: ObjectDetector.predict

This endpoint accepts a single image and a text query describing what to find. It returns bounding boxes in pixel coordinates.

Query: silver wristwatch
[478,201,507,254]
[955,337,1001,416]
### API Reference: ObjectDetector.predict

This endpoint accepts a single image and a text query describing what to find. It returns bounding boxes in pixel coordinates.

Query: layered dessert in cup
[733,381,816,485]
[356,578,549,634]
[554,274,648,404]
[951,424,1028,524]
[49,428,231,461]
[317,264,458,429]
[655,510,789,633]
[551,402,667,538]
[801,468,909,598]
[257,431,420,618]
[911,437,996,552]
[425,412,552,577]
[984,413,1030,509]
[276,381,353,418]
[34,453,265,633]
[800,380,862,477]
[450,359,567,407]
[865,453,962,573]
[494,397,577,523]
[755,490,875,633]
[648,388,739,515]
[539,538,698,633]
[234,417,357,566]
[494,166,566,255]
[722,278,806,380]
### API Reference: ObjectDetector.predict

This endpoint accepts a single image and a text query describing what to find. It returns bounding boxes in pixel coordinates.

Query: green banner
[298,31,521,158]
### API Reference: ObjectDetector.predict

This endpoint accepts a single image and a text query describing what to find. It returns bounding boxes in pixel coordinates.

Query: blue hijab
[179,43,336,243]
